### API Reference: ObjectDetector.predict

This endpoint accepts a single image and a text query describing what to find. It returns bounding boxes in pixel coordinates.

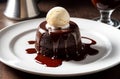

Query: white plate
[0,18,120,77]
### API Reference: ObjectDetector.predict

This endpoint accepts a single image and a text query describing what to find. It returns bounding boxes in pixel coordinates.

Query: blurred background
[0,0,120,19]
[0,0,120,29]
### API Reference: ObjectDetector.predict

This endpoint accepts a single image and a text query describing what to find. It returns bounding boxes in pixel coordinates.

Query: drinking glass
[91,0,120,28]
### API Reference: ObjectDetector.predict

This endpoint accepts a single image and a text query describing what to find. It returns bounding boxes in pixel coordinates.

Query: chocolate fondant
[35,21,82,60]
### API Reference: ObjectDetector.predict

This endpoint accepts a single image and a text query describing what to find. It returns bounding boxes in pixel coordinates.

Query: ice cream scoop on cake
[35,6,82,60]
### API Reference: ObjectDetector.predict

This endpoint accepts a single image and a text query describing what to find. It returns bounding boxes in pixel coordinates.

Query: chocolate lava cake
[35,21,82,60]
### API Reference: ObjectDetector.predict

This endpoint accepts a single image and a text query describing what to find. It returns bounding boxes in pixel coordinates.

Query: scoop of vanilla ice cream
[46,7,70,29]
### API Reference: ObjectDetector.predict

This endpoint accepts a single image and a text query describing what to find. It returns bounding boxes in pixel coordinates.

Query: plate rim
[0,17,120,77]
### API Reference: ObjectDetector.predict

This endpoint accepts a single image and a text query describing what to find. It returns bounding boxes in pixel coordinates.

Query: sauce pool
[26,37,99,67]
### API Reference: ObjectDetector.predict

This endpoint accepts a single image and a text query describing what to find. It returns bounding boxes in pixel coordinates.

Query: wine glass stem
[99,10,114,25]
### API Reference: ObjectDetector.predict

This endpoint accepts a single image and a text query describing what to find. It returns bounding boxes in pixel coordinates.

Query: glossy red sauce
[26,37,98,67]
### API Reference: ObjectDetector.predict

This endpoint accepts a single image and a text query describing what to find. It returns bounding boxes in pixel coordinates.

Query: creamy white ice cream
[46,7,70,29]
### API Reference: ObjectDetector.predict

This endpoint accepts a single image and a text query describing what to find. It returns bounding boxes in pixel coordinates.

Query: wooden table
[0,0,120,79]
